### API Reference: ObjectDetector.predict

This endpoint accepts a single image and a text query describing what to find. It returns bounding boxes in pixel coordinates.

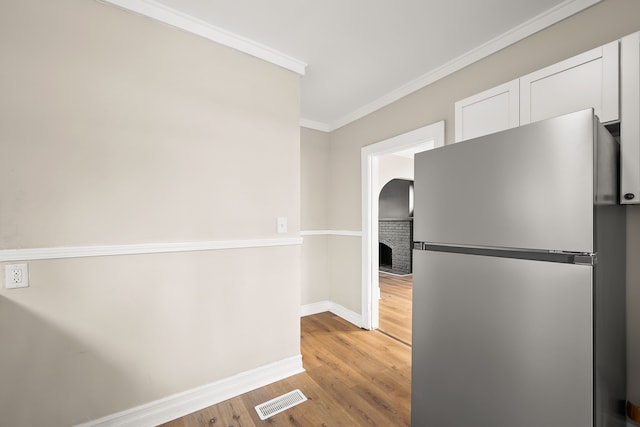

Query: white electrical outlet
[4,264,29,289]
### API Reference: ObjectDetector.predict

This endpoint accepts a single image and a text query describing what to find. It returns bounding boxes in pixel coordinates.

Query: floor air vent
[255,389,307,420]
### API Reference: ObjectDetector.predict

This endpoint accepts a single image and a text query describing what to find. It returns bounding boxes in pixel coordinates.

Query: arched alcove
[378,179,413,275]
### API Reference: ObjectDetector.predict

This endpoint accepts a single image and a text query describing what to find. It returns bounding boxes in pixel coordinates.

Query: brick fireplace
[378,178,414,275]
[379,219,413,274]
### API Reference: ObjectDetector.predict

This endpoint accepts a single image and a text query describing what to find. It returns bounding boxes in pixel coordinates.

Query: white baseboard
[300,300,332,316]
[301,301,363,329]
[330,304,364,328]
[77,355,304,427]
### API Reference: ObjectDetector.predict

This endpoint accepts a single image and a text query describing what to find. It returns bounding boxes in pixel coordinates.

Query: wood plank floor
[160,312,411,427]
[378,272,413,346]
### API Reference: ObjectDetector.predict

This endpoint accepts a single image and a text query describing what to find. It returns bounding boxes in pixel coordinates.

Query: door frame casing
[360,121,445,330]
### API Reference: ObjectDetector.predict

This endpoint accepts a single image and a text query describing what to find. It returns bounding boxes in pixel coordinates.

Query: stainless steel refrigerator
[411,109,626,426]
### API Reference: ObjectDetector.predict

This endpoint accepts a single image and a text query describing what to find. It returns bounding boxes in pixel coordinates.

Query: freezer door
[414,109,598,253]
[411,250,593,427]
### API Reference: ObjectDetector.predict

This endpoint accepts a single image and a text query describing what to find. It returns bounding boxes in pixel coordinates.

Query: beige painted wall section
[0,0,300,425]
[300,128,330,305]
[301,236,329,305]
[301,128,329,230]
[0,0,300,248]
[325,0,640,405]
[324,133,362,313]
[0,249,300,426]
[328,236,362,314]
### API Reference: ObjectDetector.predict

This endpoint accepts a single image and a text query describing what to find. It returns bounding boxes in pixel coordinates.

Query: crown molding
[299,118,332,133]
[324,0,602,132]
[100,0,600,132]
[100,0,306,75]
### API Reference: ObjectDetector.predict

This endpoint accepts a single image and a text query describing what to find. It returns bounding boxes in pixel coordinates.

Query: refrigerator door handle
[414,241,428,251]
[414,242,596,265]
[573,254,596,265]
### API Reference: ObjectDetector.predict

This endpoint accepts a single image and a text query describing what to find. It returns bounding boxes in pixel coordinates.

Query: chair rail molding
[0,237,303,262]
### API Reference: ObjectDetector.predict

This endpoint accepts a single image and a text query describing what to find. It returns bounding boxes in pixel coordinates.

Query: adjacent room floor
[378,272,412,346]
[162,273,413,426]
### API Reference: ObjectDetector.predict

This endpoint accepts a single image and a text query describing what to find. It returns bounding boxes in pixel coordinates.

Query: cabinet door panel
[454,80,519,142]
[621,31,640,204]
[520,41,619,125]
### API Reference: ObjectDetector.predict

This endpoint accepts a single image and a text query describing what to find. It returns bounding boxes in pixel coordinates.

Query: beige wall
[307,0,640,408]
[300,128,330,305]
[0,0,300,425]
[301,128,329,230]
[327,236,362,314]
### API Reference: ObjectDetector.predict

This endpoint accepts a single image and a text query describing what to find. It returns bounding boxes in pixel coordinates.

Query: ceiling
[106,0,601,131]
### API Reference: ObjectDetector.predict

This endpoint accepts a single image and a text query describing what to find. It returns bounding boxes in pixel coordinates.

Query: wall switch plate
[4,264,29,289]
[277,217,288,233]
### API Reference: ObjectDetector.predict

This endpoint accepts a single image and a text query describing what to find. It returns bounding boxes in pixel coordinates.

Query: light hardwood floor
[378,272,413,346]
[161,311,411,426]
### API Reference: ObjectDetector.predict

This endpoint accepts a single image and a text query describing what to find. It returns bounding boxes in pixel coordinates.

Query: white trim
[601,40,620,124]
[0,238,303,262]
[300,301,363,328]
[101,0,599,130]
[361,122,445,330]
[323,0,602,131]
[300,300,332,317]
[361,152,379,331]
[76,355,304,427]
[300,118,332,133]
[362,124,444,157]
[100,0,306,76]
[329,303,363,328]
[300,230,362,237]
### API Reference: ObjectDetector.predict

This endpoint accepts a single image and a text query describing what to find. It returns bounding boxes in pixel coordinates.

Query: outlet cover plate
[4,264,29,289]
[277,217,288,233]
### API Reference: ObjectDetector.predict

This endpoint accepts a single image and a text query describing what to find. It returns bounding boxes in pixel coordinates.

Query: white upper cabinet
[454,80,519,142]
[520,40,619,125]
[455,40,621,143]
[454,35,640,204]
[621,32,640,204]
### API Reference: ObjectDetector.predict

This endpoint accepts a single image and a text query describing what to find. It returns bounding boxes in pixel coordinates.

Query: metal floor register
[254,389,308,420]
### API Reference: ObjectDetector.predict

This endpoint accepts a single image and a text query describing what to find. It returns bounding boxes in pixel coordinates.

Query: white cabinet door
[520,40,619,125]
[621,32,640,204]
[454,80,519,142]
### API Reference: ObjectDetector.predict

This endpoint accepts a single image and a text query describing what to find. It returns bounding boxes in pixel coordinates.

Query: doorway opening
[378,178,414,276]
[360,121,444,331]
